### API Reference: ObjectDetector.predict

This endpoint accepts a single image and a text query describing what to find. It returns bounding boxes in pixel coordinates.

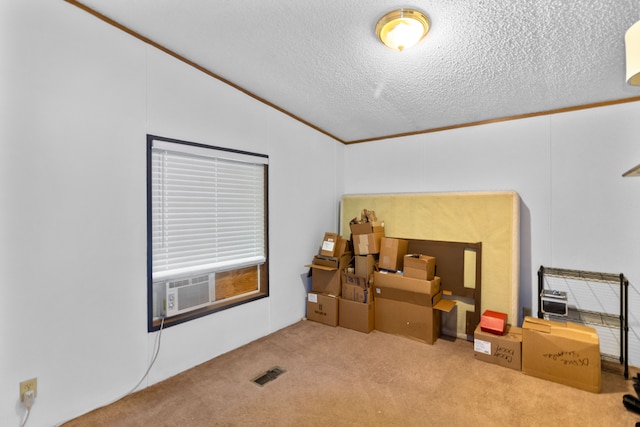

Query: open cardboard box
[306,252,352,296]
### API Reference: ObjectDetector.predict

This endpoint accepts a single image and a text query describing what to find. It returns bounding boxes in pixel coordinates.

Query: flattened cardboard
[353,232,385,255]
[480,310,508,335]
[339,299,374,333]
[403,254,436,280]
[474,324,522,371]
[350,221,385,236]
[379,237,409,270]
[522,316,601,393]
[306,292,339,326]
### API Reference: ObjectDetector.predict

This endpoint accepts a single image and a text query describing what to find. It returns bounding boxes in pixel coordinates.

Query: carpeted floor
[65,320,639,426]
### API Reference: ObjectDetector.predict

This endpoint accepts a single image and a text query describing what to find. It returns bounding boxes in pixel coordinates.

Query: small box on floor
[522,316,601,393]
[306,292,339,326]
[480,310,508,335]
[339,299,374,333]
[474,324,522,371]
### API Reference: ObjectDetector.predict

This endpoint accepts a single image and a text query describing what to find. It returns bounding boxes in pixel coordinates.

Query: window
[147,135,268,331]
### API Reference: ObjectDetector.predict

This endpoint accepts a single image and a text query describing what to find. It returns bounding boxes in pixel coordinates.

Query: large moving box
[474,324,522,371]
[373,271,455,344]
[339,299,374,333]
[522,316,601,393]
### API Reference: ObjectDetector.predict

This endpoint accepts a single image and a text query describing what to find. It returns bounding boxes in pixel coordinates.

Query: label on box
[474,339,491,355]
[321,240,335,251]
[308,293,318,303]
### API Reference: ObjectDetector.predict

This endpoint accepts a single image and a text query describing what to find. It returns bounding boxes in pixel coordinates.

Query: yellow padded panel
[341,191,520,337]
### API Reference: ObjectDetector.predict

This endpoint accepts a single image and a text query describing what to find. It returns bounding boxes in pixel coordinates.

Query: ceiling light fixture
[376,9,430,51]
[623,21,640,177]
[625,20,640,85]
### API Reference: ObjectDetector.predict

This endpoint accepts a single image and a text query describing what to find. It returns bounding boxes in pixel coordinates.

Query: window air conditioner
[163,273,215,317]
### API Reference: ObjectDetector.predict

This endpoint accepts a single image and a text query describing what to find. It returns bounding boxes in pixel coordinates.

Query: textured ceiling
[70,0,640,143]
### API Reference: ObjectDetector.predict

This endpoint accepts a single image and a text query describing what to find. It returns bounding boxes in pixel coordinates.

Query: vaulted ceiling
[68,1,640,143]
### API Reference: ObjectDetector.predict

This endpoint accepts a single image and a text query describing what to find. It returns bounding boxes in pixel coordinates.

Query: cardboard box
[373,271,455,344]
[339,299,374,333]
[374,271,441,303]
[379,237,408,271]
[306,292,339,326]
[320,232,339,257]
[474,324,522,371]
[403,254,436,280]
[355,254,377,279]
[522,316,601,393]
[306,252,352,296]
[341,271,371,303]
[353,232,384,255]
[350,221,385,235]
[480,310,508,335]
[320,232,348,257]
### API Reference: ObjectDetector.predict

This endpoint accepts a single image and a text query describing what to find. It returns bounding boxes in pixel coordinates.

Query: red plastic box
[480,310,508,335]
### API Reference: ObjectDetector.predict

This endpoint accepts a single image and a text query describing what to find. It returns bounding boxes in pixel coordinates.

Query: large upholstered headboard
[340,191,520,338]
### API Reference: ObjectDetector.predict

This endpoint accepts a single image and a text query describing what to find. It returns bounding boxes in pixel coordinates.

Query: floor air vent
[252,367,286,387]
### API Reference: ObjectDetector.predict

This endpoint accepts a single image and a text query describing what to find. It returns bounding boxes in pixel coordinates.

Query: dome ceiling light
[375,8,430,51]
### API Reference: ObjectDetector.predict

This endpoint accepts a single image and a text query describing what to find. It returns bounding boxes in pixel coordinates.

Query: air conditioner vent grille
[178,282,210,310]
[168,279,190,289]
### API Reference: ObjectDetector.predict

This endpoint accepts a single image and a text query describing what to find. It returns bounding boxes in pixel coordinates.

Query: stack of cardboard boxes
[473,310,602,393]
[306,210,602,394]
[374,251,455,344]
[305,210,455,343]
[305,232,351,327]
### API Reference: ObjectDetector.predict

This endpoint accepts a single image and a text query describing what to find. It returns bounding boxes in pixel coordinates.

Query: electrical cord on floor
[127,316,166,396]
[53,316,166,427]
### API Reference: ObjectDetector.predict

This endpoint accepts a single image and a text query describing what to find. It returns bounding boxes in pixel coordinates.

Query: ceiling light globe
[376,9,430,51]
[626,20,640,86]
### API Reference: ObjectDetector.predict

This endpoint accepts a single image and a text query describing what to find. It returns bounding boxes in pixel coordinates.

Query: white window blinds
[150,139,267,281]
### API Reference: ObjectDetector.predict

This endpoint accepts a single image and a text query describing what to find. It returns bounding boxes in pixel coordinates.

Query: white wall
[3,1,639,426]
[0,1,341,426]
[344,103,640,367]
